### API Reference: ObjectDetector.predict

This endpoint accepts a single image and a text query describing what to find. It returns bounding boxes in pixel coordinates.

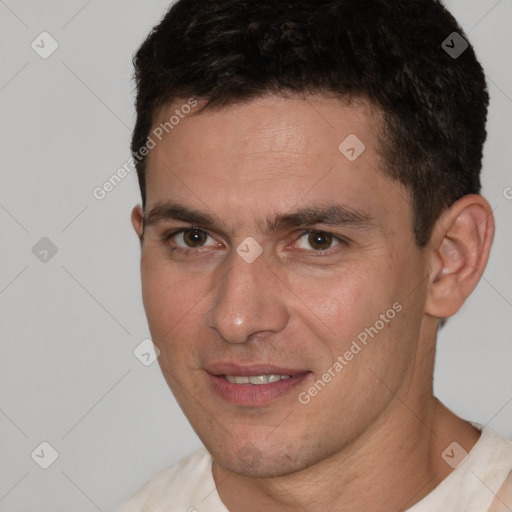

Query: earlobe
[425,195,495,319]
[131,204,145,245]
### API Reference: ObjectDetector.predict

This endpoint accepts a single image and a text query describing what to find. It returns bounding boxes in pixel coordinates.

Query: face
[132,94,431,478]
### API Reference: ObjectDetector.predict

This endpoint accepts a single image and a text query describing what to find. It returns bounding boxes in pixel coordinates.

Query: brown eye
[296,231,341,252]
[178,229,211,248]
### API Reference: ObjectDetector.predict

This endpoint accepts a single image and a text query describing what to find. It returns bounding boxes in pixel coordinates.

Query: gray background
[0,0,511,510]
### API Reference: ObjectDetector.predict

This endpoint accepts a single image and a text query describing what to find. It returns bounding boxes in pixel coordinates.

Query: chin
[213,443,311,478]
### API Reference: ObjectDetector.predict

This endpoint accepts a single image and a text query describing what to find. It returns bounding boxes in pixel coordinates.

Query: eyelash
[160,227,348,257]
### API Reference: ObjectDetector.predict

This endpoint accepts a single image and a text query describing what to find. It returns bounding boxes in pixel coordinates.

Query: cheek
[140,260,212,383]
[140,253,204,341]
[284,265,389,337]
[283,256,416,367]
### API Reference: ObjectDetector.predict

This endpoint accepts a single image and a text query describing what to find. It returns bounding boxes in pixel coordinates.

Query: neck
[212,396,481,512]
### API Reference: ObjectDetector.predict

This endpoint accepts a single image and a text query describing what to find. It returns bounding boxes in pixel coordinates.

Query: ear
[131,204,144,246]
[425,194,495,319]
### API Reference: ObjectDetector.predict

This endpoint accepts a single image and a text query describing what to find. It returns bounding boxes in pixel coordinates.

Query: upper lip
[205,362,309,377]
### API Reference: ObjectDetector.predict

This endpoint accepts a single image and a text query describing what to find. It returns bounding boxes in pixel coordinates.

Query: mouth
[205,363,311,406]
[224,374,293,385]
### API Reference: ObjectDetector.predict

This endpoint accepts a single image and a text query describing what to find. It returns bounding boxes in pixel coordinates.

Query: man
[116,0,512,510]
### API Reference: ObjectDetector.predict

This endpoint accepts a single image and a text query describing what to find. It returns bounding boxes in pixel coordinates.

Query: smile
[224,374,292,384]
[207,371,311,406]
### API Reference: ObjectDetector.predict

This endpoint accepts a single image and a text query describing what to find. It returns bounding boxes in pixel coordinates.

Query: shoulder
[471,424,512,472]
[113,446,213,512]
[407,424,512,512]
[488,470,512,511]
[481,426,512,511]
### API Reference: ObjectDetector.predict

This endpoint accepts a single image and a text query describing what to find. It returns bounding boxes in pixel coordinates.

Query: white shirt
[114,422,512,512]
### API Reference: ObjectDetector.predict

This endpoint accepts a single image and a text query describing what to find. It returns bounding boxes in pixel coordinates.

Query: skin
[131,94,494,511]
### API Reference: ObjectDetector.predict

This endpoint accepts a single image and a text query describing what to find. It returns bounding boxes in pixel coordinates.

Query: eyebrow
[144,202,376,234]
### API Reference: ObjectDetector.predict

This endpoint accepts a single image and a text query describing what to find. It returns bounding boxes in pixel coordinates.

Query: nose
[203,247,289,344]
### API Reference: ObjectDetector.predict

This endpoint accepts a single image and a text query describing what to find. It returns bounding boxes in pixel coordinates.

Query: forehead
[150,94,380,166]
[144,94,410,236]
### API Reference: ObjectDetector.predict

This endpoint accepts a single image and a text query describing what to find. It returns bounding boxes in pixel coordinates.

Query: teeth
[226,375,249,384]
[225,374,292,385]
[249,375,267,385]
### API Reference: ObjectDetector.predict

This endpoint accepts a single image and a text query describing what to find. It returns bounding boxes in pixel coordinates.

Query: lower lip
[207,373,311,406]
